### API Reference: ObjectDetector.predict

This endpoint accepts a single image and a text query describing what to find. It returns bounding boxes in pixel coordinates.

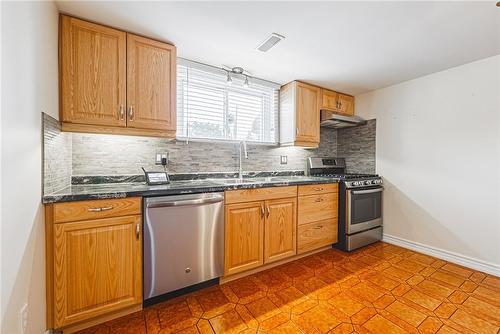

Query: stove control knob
[365,180,372,185]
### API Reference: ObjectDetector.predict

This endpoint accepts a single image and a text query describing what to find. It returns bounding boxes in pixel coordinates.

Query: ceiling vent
[256,33,285,52]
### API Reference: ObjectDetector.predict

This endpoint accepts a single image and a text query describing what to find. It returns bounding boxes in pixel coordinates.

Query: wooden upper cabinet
[321,89,338,110]
[337,93,354,115]
[59,15,176,138]
[224,201,264,276]
[52,215,142,328]
[127,34,176,134]
[264,198,297,264]
[320,88,355,116]
[279,81,320,148]
[295,82,321,145]
[60,16,126,127]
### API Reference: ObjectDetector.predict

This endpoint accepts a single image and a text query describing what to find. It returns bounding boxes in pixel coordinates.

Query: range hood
[320,110,367,129]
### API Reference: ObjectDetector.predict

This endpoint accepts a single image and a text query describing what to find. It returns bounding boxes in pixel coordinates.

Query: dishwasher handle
[146,194,224,208]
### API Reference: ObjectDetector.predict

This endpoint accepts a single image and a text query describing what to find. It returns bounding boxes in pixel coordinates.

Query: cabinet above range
[279,81,357,148]
[60,15,176,138]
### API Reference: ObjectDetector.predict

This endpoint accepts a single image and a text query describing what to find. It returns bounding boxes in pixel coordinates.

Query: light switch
[280,155,288,164]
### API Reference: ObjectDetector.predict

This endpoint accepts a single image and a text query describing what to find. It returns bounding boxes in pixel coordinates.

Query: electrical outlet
[20,304,28,334]
[280,155,288,164]
[155,153,169,165]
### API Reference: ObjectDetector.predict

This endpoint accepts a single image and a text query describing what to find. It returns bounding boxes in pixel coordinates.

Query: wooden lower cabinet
[264,198,297,264]
[224,201,264,276]
[297,219,338,254]
[53,216,142,328]
[46,198,142,331]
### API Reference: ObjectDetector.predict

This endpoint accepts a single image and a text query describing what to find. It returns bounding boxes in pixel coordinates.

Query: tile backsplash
[43,113,72,194]
[337,119,376,174]
[42,113,376,193]
[71,129,338,176]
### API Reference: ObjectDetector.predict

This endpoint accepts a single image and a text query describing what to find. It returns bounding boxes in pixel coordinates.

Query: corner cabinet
[279,81,321,148]
[45,198,142,332]
[60,15,176,138]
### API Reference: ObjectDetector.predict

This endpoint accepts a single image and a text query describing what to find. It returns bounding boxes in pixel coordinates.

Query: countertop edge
[42,179,340,204]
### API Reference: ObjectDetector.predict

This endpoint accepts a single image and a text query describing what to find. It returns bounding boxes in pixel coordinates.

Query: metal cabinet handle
[119,105,125,120]
[315,197,324,202]
[129,105,134,121]
[135,223,140,240]
[351,188,384,195]
[88,206,113,212]
[296,127,299,135]
[315,225,324,229]
[266,205,270,217]
[313,187,324,191]
[260,204,265,218]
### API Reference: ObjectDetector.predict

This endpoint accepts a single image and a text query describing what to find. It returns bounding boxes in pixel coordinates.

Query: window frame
[176,58,281,145]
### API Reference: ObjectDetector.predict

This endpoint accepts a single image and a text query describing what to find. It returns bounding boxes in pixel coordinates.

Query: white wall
[1,1,59,333]
[356,55,500,274]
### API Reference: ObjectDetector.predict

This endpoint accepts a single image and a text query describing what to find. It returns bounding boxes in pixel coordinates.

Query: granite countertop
[42,175,340,203]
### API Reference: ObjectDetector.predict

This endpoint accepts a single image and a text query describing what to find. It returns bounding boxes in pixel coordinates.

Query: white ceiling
[56,1,500,95]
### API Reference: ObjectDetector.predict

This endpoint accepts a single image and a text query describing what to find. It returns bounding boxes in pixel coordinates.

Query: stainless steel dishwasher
[143,192,224,303]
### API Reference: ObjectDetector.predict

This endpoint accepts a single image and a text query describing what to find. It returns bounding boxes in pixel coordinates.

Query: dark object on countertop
[142,167,170,185]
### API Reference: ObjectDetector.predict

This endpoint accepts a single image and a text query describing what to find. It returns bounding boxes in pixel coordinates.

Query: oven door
[346,187,383,234]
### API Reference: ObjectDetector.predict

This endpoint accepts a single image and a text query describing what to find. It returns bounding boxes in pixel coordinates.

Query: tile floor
[76,242,500,334]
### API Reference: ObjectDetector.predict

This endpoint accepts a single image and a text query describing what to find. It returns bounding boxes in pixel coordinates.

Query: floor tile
[386,300,427,327]
[363,314,407,334]
[73,242,499,334]
[209,309,248,334]
[449,309,499,334]
[403,289,441,311]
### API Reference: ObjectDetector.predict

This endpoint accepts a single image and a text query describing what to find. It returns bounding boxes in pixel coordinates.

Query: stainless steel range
[307,157,383,251]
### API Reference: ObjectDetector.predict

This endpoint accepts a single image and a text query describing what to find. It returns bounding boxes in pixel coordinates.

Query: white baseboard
[382,234,500,277]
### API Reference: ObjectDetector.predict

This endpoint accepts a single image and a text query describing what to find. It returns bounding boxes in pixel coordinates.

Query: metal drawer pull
[315,197,324,202]
[88,206,114,212]
[315,225,324,229]
[135,223,140,240]
[314,187,324,191]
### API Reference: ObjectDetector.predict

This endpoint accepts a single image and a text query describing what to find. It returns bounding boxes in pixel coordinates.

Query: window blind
[177,59,279,144]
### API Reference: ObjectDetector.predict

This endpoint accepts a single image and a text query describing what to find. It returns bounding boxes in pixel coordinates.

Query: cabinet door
[60,15,126,127]
[127,34,176,134]
[295,82,320,145]
[225,202,264,276]
[264,198,297,264]
[321,89,339,110]
[53,216,142,327]
[337,94,355,115]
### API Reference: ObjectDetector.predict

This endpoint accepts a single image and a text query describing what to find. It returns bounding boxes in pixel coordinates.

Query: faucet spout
[238,141,248,179]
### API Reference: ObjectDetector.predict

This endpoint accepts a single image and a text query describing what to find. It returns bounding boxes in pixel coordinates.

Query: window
[177,59,280,144]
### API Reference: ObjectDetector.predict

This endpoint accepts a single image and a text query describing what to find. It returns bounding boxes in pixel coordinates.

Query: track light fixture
[222,66,252,88]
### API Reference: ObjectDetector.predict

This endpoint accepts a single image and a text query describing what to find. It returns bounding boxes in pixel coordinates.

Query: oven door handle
[350,188,384,195]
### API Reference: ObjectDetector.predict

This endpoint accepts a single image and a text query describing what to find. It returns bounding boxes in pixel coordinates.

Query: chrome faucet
[238,140,248,180]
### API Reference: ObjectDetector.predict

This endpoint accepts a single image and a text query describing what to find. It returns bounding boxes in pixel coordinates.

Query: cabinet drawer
[298,183,338,196]
[298,193,338,225]
[225,186,297,204]
[53,197,141,223]
[298,219,338,254]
